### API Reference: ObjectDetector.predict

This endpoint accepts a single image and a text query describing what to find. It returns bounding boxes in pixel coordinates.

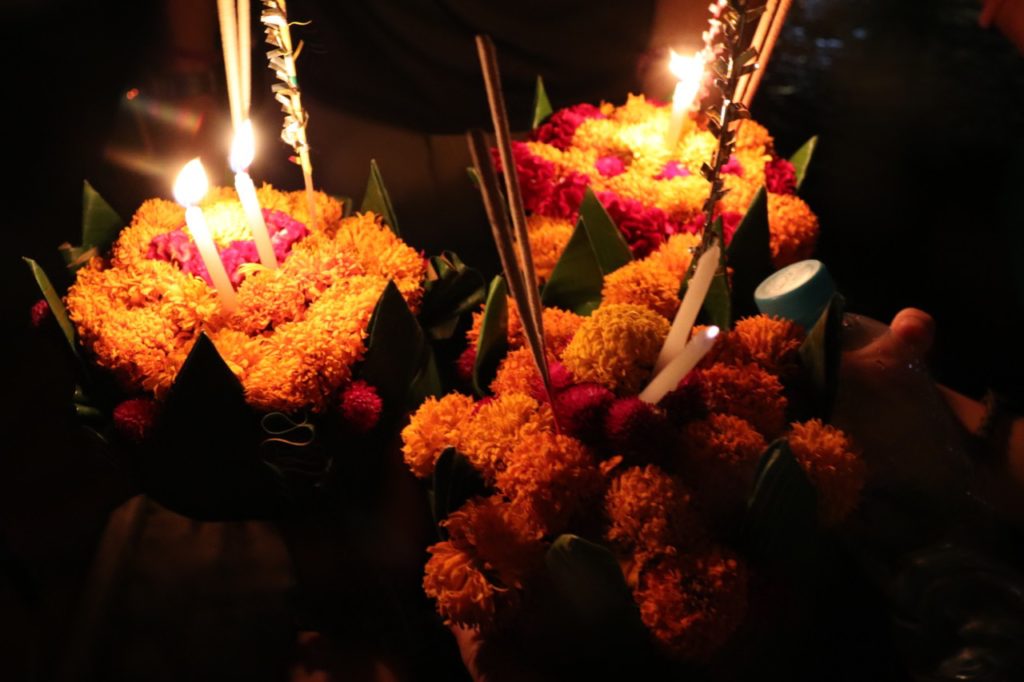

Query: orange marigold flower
[496,432,603,537]
[767,193,819,268]
[466,303,583,357]
[605,465,704,560]
[693,362,788,438]
[601,257,681,319]
[401,393,477,479]
[683,413,766,524]
[561,304,669,394]
[717,315,804,377]
[423,540,511,630]
[648,233,700,281]
[336,211,427,310]
[787,419,866,526]
[634,548,748,661]
[460,393,555,482]
[527,215,574,282]
[490,347,558,397]
[444,496,544,584]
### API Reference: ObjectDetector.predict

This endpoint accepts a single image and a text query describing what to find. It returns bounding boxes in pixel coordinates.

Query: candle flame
[706,325,720,339]
[230,119,256,172]
[669,49,704,109]
[173,158,209,207]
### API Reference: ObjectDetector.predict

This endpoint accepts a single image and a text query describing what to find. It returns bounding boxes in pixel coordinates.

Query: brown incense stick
[474,36,546,349]
[467,129,554,403]
[739,0,793,108]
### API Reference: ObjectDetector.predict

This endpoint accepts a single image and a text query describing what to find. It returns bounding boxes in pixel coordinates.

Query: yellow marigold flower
[423,540,510,630]
[734,119,773,155]
[496,432,603,536]
[695,362,788,438]
[720,172,760,216]
[717,315,804,377]
[526,214,574,281]
[613,93,663,125]
[561,304,669,394]
[768,193,819,268]
[459,393,555,482]
[675,130,718,174]
[601,257,681,319]
[255,185,345,234]
[605,465,704,560]
[788,419,866,526]
[649,233,700,281]
[634,548,748,661]
[656,174,710,221]
[401,393,477,479]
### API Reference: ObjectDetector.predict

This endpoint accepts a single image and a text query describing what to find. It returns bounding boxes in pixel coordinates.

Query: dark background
[3,0,1023,680]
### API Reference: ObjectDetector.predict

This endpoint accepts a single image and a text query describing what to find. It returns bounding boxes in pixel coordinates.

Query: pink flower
[595,155,627,178]
[456,345,477,385]
[147,209,308,286]
[765,157,797,195]
[659,372,708,426]
[339,380,383,434]
[595,191,669,258]
[721,155,744,176]
[113,397,160,444]
[496,143,557,215]
[680,210,744,246]
[530,103,605,150]
[655,161,691,180]
[30,299,51,328]
[527,360,575,402]
[604,397,675,465]
[535,172,590,221]
[553,383,615,443]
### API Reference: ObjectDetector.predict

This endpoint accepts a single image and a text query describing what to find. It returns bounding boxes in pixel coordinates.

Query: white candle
[654,242,721,373]
[665,50,704,150]
[640,326,720,404]
[174,159,238,312]
[230,120,277,269]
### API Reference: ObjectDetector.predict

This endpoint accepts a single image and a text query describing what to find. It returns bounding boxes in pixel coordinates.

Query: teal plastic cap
[754,259,835,332]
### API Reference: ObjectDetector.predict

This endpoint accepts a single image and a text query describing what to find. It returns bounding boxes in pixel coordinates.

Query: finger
[890,307,935,356]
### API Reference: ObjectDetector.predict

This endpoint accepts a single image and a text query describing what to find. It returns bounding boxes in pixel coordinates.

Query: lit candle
[653,243,721,374]
[174,159,238,312]
[665,50,704,150]
[640,326,720,405]
[230,120,278,269]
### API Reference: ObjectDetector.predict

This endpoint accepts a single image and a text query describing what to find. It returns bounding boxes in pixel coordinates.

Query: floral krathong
[66,186,424,414]
[509,92,819,276]
[25,169,484,519]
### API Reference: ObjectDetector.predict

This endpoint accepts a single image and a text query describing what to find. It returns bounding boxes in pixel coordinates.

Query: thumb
[889,308,935,357]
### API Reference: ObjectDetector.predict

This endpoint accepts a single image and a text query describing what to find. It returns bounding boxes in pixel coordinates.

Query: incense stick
[239,0,252,116]
[740,0,793,108]
[467,130,554,405]
[474,35,546,352]
[217,0,243,128]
